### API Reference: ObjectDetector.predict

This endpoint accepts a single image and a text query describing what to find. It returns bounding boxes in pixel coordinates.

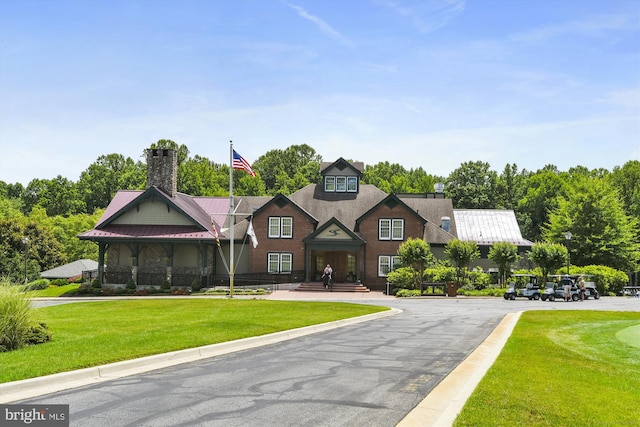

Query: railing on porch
[103,270,305,289]
[210,270,305,288]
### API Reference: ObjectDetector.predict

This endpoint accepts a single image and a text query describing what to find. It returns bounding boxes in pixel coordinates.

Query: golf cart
[503,274,541,300]
[582,278,600,300]
[540,282,558,301]
[543,275,600,302]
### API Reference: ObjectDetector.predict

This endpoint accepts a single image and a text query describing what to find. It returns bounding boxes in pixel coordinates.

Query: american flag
[232,150,256,177]
[211,219,221,247]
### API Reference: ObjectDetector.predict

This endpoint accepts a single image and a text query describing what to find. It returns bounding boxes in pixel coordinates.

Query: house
[79,148,532,291]
[40,259,99,281]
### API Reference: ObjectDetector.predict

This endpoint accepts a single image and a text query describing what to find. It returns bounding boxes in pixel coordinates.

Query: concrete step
[295,282,371,292]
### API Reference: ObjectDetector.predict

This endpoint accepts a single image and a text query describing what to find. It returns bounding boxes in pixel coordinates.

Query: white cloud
[375,0,465,34]
[286,3,354,47]
[511,14,633,43]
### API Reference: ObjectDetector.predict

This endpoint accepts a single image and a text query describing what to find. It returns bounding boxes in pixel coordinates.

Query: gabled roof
[96,186,212,231]
[397,196,457,245]
[303,217,365,244]
[251,193,319,225]
[289,184,387,231]
[40,259,98,279]
[355,193,426,227]
[453,209,533,246]
[320,157,364,176]
[80,187,226,242]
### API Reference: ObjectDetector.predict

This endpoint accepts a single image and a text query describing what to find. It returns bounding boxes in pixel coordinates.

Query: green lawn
[454,310,640,427]
[0,299,388,383]
[29,284,80,297]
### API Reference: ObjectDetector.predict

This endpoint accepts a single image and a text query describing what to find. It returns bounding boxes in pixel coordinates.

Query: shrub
[49,278,69,287]
[24,279,50,291]
[469,267,490,290]
[126,279,136,290]
[0,278,49,352]
[395,289,422,297]
[25,322,51,345]
[191,278,201,292]
[424,266,456,283]
[386,267,415,290]
[570,265,629,295]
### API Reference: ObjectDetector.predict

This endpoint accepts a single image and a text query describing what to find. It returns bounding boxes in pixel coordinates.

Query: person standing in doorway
[322,264,332,288]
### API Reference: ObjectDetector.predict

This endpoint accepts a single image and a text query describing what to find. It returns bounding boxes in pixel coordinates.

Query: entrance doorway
[312,250,357,283]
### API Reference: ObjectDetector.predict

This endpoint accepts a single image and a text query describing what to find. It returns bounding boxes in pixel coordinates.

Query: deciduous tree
[488,242,520,287]
[398,238,436,293]
[445,239,479,286]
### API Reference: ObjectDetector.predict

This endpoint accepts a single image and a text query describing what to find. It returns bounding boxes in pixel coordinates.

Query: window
[325,175,359,193]
[379,219,404,240]
[268,253,292,274]
[268,216,293,238]
[378,255,400,277]
[281,217,292,238]
[347,176,358,192]
[324,176,335,192]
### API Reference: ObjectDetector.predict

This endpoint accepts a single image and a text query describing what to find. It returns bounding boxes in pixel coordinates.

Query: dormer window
[321,158,362,194]
[324,175,358,193]
[347,176,357,192]
[324,176,335,192]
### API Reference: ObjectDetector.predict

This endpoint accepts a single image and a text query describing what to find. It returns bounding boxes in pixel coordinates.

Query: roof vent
[434,183,445,193]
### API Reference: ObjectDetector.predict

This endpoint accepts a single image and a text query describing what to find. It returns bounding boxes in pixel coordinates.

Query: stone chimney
[146,148,177,197]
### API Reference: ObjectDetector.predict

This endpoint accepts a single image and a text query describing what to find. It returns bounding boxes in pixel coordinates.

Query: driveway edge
[0,308,401,403]
[397,311,522,427]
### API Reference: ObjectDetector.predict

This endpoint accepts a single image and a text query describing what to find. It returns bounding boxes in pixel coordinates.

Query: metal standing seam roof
[453,209,533,246]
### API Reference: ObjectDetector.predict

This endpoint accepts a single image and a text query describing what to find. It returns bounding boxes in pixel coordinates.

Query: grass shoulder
[454,310,640,426]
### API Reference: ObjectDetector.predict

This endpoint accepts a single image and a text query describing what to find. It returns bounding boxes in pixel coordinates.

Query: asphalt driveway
[9,295,640,426]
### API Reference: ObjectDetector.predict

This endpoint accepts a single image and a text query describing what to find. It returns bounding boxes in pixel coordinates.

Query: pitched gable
[398,196,457,245]
[289,184,387,231]
[97,186,208,231]
[251,193,318,225]
[355,194,426,228]
[303,217,365,244]
[320,157,363,176]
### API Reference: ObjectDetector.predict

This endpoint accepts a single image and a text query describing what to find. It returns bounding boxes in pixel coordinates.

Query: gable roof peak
[320,158,364,176]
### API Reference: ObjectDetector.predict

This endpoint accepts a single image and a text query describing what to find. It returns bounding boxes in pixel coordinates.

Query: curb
[0,308,401,403]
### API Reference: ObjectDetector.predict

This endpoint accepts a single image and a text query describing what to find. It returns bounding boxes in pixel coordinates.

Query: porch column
[164,244,174,285]
[98,242,106,285]
[130,244,139,285]
[200,243,208,288]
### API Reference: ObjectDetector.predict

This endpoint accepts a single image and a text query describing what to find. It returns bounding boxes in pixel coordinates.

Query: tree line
[1,139,638,282]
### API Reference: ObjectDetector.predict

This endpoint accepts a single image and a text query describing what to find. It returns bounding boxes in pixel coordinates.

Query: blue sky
[1,0,638,186]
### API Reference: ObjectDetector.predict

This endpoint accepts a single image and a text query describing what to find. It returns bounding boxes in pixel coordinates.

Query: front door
[312,251,357,283]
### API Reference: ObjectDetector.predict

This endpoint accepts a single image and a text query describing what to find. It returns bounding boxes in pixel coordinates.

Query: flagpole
[229,140,235,298]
